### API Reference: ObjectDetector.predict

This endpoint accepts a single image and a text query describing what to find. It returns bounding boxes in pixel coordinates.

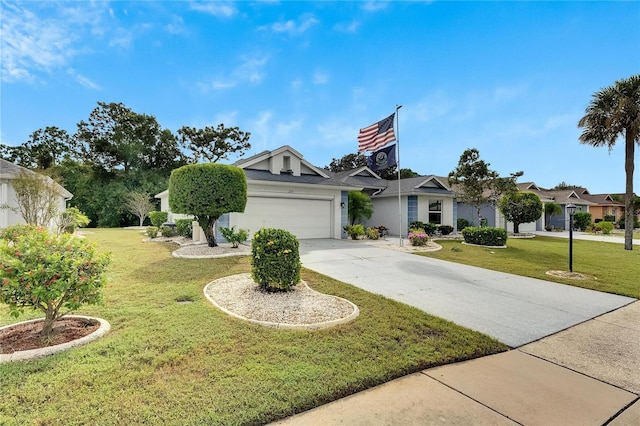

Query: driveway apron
[299,239,635,347]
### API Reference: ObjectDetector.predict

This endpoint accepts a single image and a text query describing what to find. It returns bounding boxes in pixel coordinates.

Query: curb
[0,315,110,363]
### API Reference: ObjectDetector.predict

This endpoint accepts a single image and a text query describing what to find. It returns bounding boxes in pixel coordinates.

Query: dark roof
[243,169,359,188]
[375,175,454,197]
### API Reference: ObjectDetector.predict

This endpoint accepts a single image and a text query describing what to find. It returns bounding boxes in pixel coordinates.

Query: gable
[235,145,329,179]
[415,176,448,190]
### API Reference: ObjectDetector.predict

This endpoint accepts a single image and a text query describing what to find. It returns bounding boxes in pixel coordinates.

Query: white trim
[247,191,335,201]
[247,179,359,192]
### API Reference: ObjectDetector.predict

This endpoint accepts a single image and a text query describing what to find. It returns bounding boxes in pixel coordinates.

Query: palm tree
[544,202,562,229]
[348,191,373,225]
[578,75,640,250]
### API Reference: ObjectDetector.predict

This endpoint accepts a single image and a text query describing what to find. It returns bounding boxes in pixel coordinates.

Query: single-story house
[0,158,73,229]
[156,145,459,240]
[157,145,358,240]
[574,188,625,223]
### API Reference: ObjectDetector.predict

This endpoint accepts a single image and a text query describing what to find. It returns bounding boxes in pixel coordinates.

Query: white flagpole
[396,104,403,246]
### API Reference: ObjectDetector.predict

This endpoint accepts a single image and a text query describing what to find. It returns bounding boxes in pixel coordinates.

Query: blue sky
[2,0,639,194]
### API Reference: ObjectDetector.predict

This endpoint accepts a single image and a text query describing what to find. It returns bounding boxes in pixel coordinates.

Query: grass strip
[422,236,639,298]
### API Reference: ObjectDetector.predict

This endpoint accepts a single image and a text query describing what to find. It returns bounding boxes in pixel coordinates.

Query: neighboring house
[0,158,73,229]
[157,146,357,240]
[448,181,599,232]
[574,188,625,222]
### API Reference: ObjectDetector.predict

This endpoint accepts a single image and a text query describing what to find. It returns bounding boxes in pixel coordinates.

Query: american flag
[357,113,396,152]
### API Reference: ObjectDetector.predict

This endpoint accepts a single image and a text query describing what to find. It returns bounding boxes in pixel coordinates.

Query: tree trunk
[513,222,520,234]
[40,316,55,340]
[197,216,218,247]
[624,131,635,250]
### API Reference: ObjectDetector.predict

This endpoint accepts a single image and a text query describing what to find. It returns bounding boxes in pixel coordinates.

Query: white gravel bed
[204,273,359,329]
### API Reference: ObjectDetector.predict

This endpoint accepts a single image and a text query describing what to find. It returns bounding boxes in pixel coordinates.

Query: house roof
[243,169,358,188]
[578,193,624,206]
[0,158,73,199]
[371,175,455,198]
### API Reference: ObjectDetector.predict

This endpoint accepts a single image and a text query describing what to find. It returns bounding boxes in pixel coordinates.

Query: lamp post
[566,203,576,272]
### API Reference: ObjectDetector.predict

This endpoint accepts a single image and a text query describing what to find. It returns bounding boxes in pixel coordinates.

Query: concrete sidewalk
[271,238,638,425]
[532,230,640,245]
[298,239,633,347]
[272,301,640,425]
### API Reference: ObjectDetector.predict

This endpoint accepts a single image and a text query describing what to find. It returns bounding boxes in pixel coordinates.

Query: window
[428,200,442,224]
[282,156,291,172]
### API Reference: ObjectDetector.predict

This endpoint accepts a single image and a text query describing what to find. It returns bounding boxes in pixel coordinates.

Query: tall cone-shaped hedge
[169,163,247,247]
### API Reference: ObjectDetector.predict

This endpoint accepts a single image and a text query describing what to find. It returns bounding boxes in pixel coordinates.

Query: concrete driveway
[299,239,634,347]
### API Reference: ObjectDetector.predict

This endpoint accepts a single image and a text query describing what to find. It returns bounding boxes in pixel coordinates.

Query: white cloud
[316,121,360,148]
[290,79,303,90]
[312,71,329,85]
[334,20,360,33]
[492,84,528,103]
[0,1,129,85]
[361,1,390,12]
[248,111,303,150]
[166,15,186,34]
[266,16,319,35]
[198,53,269,92]
[189,1,237,18]
[67,69,101,90]
[1,3,74,82]
[409,91,457,123]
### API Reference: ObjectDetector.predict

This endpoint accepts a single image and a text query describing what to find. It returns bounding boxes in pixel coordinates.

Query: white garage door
[235,196,332,239]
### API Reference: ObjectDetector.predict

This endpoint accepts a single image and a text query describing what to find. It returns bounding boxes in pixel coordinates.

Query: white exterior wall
[0,179,68,230]
[366,196,408,236]
[157,181,344,239]
[229,182,343,239]
[417,196,454,225]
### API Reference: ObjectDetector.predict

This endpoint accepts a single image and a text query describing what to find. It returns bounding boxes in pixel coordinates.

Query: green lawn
[423,236,640,298]
[0,229,506,426]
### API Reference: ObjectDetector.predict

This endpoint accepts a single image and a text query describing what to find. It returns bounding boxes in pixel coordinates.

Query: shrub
[408,230,429,246]
[408,221,437,236]
[149,211,169,228]
[461,226,507,246]
[160,225,177,237]
[544,224,553,231]
[175,219,193,238]
[423,222,438,236]
[573,212,592,231]
[219,226,249,248]
[146,226,159,238]
[344,224,365,240]
[0,224,41,241]
[56,207,91,234]
[376,225,388,236]
[617,218,640,229]
[457,218,470,231]
[409,221,425,232]
[365,227,380,240]
[251,228,301,292]
[438,225,454,235]
[0,227,110,339]
[594,221,614,234]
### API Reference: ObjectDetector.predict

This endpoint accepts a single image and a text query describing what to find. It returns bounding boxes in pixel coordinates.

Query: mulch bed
[0,317,99,354]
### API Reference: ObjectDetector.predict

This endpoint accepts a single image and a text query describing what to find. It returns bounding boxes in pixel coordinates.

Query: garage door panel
[234,196,332,239]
